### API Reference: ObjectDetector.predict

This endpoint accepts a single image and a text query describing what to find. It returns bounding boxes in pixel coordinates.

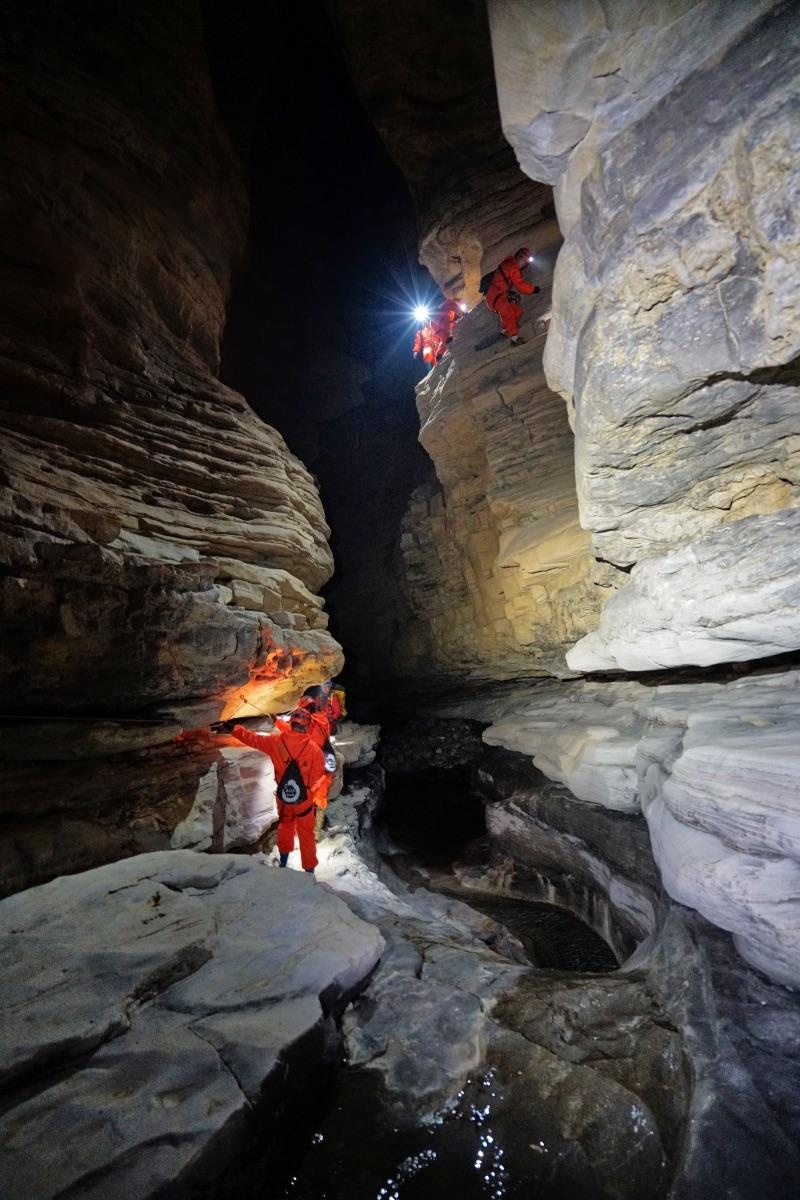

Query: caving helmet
[289,708,312,733]
[515,246,532,265]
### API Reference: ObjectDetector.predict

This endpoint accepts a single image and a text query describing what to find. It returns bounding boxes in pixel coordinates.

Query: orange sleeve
[506,258,534,294]
[313,773,331,809]
[231,725,279,754]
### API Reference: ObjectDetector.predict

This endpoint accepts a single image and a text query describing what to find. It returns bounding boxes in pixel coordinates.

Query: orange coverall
[485,257,535,338]
[278,706,335,810]
[231,724,326,870]
[431,300,461,352]
[413,325,438,366]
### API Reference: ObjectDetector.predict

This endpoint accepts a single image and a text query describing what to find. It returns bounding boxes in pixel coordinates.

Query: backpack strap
[487,262,514,312]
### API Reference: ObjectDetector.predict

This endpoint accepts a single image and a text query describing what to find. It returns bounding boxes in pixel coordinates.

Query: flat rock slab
[0,851,384,1200]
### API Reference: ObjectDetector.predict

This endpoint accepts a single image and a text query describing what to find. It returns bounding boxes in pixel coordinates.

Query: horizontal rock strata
[440,670,800,988]
[490,0,800,667]
[0,3,341,883]
[391,272,619,684]
[0,851,384,1200]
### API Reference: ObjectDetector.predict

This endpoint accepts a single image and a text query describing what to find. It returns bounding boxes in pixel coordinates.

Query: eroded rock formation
[1,851,383,1200]
[490,0,800,667]
[0,2,341,890]
[326,0,553,299]
[389,261,618,684]
[431,668,800,989]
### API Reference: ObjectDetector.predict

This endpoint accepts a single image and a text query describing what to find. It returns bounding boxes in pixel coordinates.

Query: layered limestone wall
[431,669,800,990]
[468,0,800,984]
[326,0,552,300]
[0,3,341,890]
[489,0,800,671]
[391,256,620,685]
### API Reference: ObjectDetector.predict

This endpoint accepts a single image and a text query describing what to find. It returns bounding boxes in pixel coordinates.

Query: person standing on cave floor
[484,246,539,346]
[222,708,328,875]
[297,681,344,825]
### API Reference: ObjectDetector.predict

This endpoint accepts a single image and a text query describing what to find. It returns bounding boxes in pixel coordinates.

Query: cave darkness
[202,0,435,700]
[3,4,799,1197]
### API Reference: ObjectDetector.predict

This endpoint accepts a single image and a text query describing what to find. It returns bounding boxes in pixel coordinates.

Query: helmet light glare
[413,304,430,323]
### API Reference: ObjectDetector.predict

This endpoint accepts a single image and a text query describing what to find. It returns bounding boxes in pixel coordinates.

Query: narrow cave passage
[2,1,799,1198]
[377,763,619,974]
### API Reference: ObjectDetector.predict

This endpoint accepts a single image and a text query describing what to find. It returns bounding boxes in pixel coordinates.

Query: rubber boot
[279,853,289,868]
[304,868,315,876]
[511,334,526,346]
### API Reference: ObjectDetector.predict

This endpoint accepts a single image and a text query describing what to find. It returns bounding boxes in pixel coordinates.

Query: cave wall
[326,0,552,300]
[389,248,619,686]
[489,0,800,671]
[327,0,800,989]
[0,1,341,891]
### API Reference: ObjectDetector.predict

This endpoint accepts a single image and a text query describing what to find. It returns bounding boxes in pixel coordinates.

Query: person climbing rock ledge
[482,246,539,345]
[412,297,465,367]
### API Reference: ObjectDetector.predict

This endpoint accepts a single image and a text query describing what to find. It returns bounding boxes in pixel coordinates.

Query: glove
[532,285,540,294]
[210,719,236,734]
[507,288,521,304]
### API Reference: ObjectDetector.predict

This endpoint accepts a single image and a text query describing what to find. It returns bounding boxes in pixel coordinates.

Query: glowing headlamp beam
[413,304,430,323]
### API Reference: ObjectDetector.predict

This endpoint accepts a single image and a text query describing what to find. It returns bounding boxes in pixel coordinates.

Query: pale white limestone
[0,852,384,1200]
[474,671,800,986]
[568,510,800,672]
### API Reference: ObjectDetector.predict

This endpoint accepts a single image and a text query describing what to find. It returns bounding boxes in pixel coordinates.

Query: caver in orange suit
[430,299,462,355]
[231,717,327,871]
[484,248,538,339]
[413,324,438,367]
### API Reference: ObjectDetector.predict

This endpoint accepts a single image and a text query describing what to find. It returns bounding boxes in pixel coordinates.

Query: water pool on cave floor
[379,767,619,974]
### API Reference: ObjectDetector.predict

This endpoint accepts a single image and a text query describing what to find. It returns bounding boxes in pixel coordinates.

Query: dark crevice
[579,645,800,688]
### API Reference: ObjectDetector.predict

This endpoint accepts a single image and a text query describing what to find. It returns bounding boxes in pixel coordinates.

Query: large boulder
[0,851,384,1200]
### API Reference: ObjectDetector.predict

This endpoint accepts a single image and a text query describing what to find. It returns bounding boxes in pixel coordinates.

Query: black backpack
[277,754,308,805]
[478,262,511,295]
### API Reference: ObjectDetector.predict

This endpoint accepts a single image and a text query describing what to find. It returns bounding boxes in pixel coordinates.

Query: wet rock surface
[431,672,800,987]
[288,775,687,1200]
[377,734,800,1199]
[278,750,800,1199]
[0,851,384,1200]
